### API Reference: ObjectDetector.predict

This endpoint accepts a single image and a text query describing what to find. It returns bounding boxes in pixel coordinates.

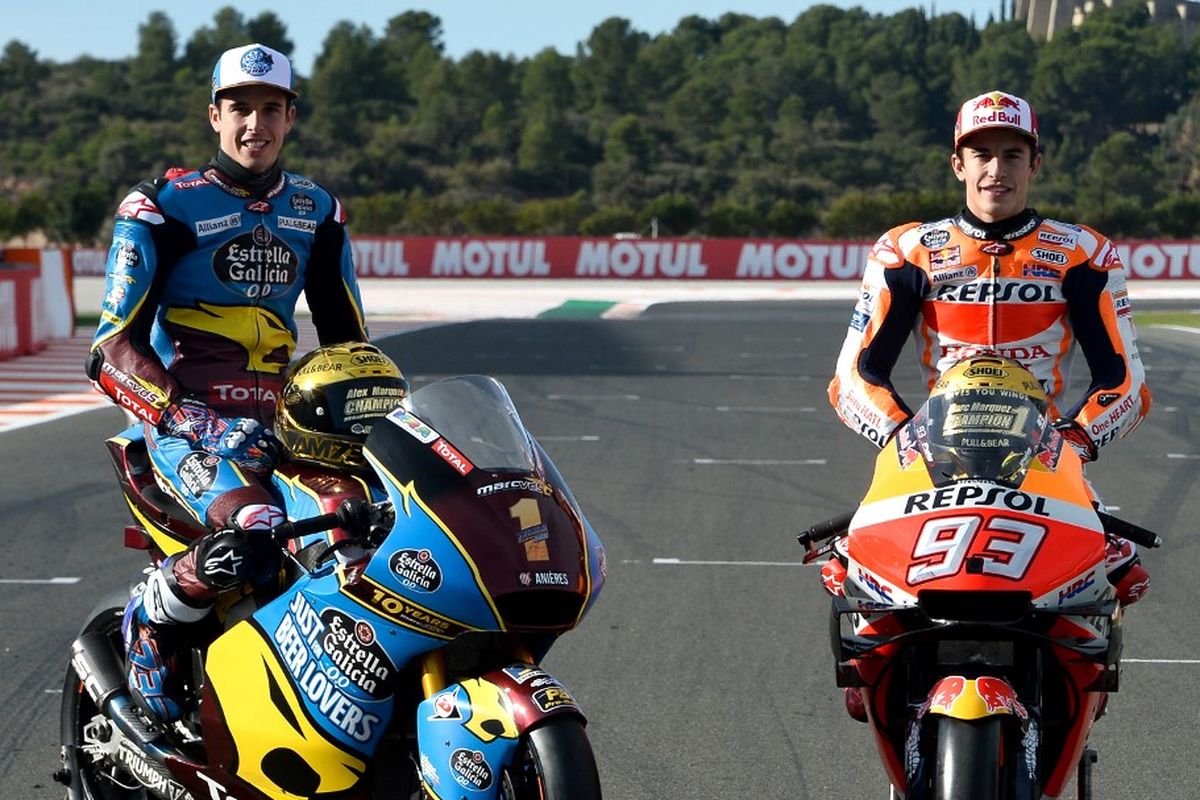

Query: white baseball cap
[954,90,1038,149]
[211,43,298,102]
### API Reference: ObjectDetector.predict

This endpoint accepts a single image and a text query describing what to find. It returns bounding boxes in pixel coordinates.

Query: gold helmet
[275,342,409,470]
[932,355,1048,405]
[925,355,1048,485]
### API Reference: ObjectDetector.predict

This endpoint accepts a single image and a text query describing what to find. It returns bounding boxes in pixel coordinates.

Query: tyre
[60,598,147,800]
[933,716,1001,800]
[500,716,602,800]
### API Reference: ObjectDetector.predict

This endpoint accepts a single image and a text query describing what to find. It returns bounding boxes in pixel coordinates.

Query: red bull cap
[211,43,298,102]
[954,90,1038,149]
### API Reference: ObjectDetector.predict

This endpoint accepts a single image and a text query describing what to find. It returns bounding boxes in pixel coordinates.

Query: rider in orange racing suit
[828,92,1152,603]
[826,89,1152,722]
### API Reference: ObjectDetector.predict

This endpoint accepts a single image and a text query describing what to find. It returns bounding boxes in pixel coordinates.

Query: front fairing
[848,404,1105,610]
[362,375,605,632]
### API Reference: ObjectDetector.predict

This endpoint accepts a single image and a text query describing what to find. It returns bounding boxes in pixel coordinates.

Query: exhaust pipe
[70,632,126,710]
[70,632,162,747]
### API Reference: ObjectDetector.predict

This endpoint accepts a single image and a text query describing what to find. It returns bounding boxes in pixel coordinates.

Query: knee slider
[194,528,280,591]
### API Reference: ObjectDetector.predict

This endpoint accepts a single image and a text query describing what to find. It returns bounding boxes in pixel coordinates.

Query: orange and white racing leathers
[829,208,1151,452]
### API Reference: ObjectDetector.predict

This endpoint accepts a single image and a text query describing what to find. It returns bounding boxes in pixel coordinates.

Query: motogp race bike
[799,358,1159,800]
[59,375,606,800]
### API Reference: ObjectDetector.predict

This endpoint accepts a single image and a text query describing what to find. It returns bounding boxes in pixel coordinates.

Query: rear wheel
[933,716,1002,800]
[60,601,147,800]
[500,716,602,799]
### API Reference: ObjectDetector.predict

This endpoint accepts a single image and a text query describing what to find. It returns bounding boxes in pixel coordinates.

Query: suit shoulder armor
[115,177,170,225]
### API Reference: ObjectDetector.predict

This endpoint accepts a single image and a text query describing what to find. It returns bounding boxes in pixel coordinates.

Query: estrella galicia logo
[920,229,951,249]
[451,749,494,791]
[212,224,298,298]
[290,193,316,215]
[115,241,140,269]
[240,48,274,77]
[177,452,219,497]
[318,608,395,700]
[389,548,443,593]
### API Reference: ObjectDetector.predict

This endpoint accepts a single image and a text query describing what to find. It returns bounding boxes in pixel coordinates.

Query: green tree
[574,17,646,114]
[766,199,818,237]
[641,192,700,235]
[128,13,178,88]
[0,41,49,92]
[1075,132,1162,233]
[182,7,252,72]
[823,192,897,238]
[951,20,1035,105]
[579,205,637,235]
[246,13,294,55]
[1152,193,1200,238]
[515,192,589,234]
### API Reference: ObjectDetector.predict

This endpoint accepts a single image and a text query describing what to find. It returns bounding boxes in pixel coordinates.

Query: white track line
[0,577,82,584]
[546,394,640,400]
[652,558,804,567]
[712,406,816,413]
[685,458,827,465]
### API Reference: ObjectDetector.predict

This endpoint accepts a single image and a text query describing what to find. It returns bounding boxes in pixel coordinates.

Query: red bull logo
[975,676,1028,719]
[974,91,1021,111]
[972,109,1022,128]
[928,676,966,712]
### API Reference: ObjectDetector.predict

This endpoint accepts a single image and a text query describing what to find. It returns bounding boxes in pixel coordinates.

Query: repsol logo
[933,282,1060,303]
[904,486,1050,516]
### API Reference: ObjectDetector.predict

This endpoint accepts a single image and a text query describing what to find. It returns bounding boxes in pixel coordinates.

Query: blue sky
[4,1,1006,73]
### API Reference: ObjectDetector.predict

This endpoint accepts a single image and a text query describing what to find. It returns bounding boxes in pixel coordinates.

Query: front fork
[414,647,587,799]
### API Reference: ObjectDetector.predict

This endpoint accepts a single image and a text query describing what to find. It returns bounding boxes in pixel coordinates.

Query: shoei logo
[1030,247,1069,266]
[240,47,275,77]
[963,365,1007,379]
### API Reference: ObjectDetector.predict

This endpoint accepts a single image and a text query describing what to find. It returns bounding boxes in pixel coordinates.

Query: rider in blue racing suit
[87,43,368,722]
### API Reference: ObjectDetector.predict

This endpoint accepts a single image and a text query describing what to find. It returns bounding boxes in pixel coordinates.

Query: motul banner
[69,238,1200,279]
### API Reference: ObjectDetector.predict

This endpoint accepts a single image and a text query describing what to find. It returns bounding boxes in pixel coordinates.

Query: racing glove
[1052,418,1098,463]
[160,397,281,474]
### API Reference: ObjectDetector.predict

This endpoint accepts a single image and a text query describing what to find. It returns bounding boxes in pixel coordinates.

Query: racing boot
[1104,537,1150,606]
[122,504,285,722]
[122,562,210,722]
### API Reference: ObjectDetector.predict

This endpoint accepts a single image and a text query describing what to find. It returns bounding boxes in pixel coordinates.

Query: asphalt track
[1,299,1198,799]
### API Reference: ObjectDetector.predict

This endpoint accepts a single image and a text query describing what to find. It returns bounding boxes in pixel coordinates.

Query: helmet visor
[923,387,1046,486]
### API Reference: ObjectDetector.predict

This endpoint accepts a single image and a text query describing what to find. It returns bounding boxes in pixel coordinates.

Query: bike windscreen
[400,375,538,472]
[913,385,1049,487]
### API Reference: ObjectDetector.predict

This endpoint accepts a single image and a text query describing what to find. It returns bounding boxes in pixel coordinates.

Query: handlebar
[1098,511,1163,549]
[270,498,392,546]
[796,511,855,550]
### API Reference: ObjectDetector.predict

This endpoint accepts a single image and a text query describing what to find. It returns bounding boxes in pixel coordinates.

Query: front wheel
[933,716,1001,800]
[500,716,601,799]
[60,599,148,800]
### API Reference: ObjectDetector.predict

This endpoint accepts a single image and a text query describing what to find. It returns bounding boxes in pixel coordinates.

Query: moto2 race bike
[59,374,606,800]
[799,357,1159,800]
